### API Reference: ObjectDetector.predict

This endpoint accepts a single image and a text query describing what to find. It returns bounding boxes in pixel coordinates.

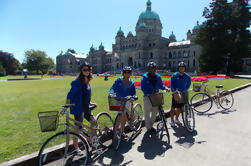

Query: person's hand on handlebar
[164,87,170,92]
[60,107,67,115]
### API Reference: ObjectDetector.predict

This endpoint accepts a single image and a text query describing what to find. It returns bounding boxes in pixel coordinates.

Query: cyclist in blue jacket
[65,62,97,154]
[170,61,191,127]
[109,66,136,137]
[141,62,169,134]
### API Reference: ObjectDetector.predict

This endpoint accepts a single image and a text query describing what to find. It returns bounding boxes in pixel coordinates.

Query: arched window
[193,59,196,67]
[178,51,181,58]
[173,52,177,58]
[150,52,153,59]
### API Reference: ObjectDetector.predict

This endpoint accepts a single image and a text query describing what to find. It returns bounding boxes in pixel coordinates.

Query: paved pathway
[90,86,251,166]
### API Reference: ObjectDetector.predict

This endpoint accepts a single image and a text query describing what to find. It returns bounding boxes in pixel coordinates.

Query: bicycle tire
[38,131,89,166]
[96,112,113,148]
[158,108,170,144]
[190,92,213,113]
[112,114,122,151]
[218,90,234,110]
[131,103,144,131]
[182,104,195,133]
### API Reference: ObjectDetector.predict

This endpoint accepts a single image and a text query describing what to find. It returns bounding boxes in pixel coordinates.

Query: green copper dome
[169,31,176,38]
[139,0,160,20]
[193,21,200,30]
[139,22,146,27]
[117,27,124,34]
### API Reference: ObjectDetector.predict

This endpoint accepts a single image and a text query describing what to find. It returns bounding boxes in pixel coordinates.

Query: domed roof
[193,21,200,30]
[58,50,63,56]
[117,27,124,34]
[138,0,160,20]
[169,31,176,38]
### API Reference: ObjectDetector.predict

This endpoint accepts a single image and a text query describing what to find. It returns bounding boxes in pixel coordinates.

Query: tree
[0,62,6,76]
[195,0,251,75]
[0,50,18,75]
[24,49,54,74]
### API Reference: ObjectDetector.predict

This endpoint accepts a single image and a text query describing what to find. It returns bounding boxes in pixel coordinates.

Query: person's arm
[141,76,147,94]
[66,80,81,100]
[185,75,191,91]
[130,81,136,97]
[170,75,175,92]
[109,79,119,95]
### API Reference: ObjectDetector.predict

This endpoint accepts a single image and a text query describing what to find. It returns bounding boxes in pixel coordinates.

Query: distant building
[56,50,86,75]
[87,0,201,74]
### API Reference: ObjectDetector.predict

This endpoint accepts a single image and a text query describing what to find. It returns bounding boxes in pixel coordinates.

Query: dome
[169,31,176,38]
[193,21,200,30]
[117,27,124,34]
[138,0,160,20]
[58,50,63,56]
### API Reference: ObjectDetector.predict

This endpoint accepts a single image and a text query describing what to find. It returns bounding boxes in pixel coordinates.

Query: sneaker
[170,120,176,127]
[174,119,182,125]
[73,148,83,156]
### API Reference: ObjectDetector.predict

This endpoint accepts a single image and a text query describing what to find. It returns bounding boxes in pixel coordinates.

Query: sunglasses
[82,68,90,72]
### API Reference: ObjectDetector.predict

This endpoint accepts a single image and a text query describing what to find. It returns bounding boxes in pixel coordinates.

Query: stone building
[87,0,201,74]
[56,50,86,75]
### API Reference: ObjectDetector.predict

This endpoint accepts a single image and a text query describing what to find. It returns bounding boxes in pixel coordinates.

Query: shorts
[74,110,93,129]
[171,91,189,108]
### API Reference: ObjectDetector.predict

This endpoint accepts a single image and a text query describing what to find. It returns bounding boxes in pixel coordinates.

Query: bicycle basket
[38,111,59,132]
[149,93,164,106]
[192,83,201,92]
[108,96,123,111]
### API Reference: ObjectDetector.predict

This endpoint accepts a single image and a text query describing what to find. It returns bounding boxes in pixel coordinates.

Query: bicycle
[37,104,113,166]
[147,91,170,144]
[190,81,234,113]
[175,91,195,133]
[109,96,143,151]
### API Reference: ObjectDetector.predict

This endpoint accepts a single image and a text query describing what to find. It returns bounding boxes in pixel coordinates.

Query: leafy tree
[0,62,6,76]
[24,49,54,74]
[195,0,251,75]
[0,50,18,75]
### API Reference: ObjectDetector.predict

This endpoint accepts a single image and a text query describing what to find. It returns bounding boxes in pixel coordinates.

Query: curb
[1,82,251,166]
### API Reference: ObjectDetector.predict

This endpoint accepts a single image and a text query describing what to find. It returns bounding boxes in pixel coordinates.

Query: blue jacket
[110,77,136,97]
[171,72,191,92]
[67,77,91,116]
[141,72,167,95]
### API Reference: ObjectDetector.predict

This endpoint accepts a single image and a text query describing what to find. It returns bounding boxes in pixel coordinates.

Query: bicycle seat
[216,85,223,88]
[89,104,97,111]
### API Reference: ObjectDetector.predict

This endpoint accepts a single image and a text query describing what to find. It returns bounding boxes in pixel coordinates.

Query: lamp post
[226,29,233,76]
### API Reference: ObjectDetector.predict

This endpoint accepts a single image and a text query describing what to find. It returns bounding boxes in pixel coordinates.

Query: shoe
[170,120,176,127]
[122,133,129,138]
[73,148,83,156]
[147,127,156,134]
[174,119,182,125]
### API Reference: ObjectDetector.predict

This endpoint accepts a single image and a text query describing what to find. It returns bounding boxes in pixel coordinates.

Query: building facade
[56,50,86,75]
[87,0,201,74]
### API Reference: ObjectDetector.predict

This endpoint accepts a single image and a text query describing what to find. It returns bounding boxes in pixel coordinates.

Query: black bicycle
[148,92,170,144]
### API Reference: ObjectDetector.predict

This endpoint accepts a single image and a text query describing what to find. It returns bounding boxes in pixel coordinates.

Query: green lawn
[0,76,250,163]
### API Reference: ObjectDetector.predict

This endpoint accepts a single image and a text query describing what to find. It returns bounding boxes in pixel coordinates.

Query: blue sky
[0,0,230,63]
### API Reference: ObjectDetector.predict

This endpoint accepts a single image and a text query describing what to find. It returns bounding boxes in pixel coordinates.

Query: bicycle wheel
[158,108,170,144]
[218,90,234,110]
[131,103,143,131]
[182,104,195,133]
[96,112,113,147]
[112,114,122,151]
[38,131,89,166]
[190,92,213,113]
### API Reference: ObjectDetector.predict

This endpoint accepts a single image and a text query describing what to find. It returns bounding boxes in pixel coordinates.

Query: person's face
[179,66,185,74]
[123,71,132,78]
[148,67,156,75]
[81,66,90,76]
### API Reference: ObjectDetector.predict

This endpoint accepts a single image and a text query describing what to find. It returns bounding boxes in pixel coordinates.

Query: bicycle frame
[201,82,222,108]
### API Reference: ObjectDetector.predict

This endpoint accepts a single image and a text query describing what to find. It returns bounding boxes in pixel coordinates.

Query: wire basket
[192,83,201,92]
[38,111,59,132]
[108,96,123,111]
[149,93,164,106]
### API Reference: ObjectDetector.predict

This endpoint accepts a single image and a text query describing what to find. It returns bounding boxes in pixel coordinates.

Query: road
[90,86,251,166]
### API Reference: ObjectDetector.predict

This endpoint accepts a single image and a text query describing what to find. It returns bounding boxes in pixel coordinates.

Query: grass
[0,76,250,163]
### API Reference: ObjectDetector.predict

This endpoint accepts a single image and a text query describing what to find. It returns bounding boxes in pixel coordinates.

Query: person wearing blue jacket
[141,62,169,134]
[109,66,136,137]
[170,61,191,127]
[65,62,97,154]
